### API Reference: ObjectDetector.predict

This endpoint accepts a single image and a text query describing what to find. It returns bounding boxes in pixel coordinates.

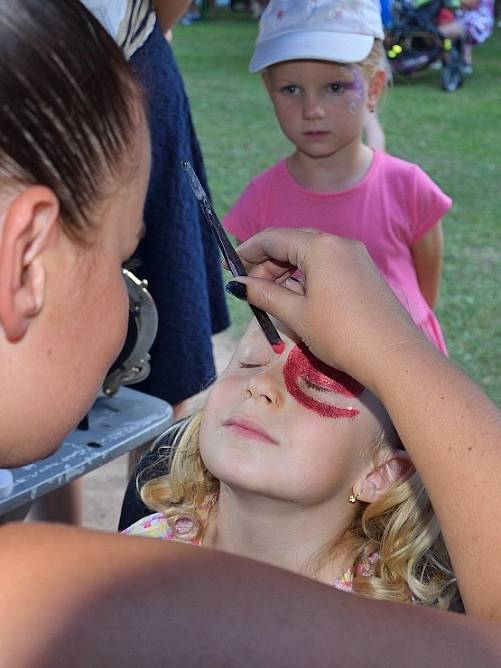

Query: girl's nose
[245,370,283,407]
[303,95,325,120]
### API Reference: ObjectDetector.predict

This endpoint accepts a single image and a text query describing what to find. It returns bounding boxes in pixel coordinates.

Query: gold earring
[348,490,359,504]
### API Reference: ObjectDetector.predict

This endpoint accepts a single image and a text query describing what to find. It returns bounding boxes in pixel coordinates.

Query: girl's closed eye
[239,361,265,369]
[234,331,273,370]
[237,346,271,369]
[302,378,330,393]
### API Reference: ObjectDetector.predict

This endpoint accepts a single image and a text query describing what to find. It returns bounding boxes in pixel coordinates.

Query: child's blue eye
[328,82,346,94]
[281,85,299,96]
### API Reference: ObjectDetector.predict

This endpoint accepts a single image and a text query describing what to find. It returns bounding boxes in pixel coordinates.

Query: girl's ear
[0,186,59,342]
[367,69,386,110]
[356,450,414,504]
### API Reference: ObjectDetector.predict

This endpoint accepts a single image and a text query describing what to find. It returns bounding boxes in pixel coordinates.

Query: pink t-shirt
[223,151,452,353]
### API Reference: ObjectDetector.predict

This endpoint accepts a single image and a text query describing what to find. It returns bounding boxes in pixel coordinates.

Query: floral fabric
[124,512,377,593]
[457,0,494,44]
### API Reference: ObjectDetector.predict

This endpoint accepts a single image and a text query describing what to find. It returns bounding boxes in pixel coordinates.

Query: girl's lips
[223,416,277,444]
[304,131,330,138]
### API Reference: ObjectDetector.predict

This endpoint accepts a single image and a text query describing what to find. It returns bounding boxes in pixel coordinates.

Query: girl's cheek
[348,100,361,115]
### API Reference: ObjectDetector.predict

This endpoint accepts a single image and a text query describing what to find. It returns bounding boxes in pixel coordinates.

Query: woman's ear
[367,69,386,110]
[356,450,414,504]
[0,186,59,342]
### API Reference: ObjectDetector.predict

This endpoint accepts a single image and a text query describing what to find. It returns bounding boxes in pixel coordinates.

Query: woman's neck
[287,140,374,193]
[203,485,356,584]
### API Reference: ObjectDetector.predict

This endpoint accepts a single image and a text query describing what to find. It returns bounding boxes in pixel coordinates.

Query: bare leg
[462,43,473,66]
[1,523,500,667]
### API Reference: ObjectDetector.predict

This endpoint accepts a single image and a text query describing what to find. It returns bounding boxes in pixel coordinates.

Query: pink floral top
[123,512,377,593]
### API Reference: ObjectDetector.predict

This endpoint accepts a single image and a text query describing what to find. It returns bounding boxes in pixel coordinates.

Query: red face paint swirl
[282,343,364,419]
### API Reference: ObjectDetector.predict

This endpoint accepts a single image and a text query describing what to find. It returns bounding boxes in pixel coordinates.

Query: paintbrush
[181,160,284,354]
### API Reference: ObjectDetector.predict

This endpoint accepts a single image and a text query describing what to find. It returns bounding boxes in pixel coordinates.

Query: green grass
[173,18,501,404]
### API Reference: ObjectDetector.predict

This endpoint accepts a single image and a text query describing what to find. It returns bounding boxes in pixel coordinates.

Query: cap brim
[249,31,374,73]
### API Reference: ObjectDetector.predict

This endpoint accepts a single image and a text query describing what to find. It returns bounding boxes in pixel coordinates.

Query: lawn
[173,17,501,404]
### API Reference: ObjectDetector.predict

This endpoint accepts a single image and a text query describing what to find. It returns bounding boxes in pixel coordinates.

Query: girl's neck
[287,140,374,193]
[203,485,356,584]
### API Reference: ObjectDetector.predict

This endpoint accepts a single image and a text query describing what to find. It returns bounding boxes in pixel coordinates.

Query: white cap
[250,0,384,73]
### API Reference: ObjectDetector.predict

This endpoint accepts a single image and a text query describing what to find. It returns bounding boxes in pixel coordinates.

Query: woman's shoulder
[123,512,174,539]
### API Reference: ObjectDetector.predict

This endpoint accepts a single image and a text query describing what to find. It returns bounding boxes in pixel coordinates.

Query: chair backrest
[117,418,187,531]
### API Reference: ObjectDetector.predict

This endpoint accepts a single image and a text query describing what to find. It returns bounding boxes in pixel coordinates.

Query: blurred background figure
[439,0,495,73]
[180,1,201,24]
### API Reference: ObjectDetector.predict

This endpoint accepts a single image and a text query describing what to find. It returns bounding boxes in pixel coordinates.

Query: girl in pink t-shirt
[223,0,451,353]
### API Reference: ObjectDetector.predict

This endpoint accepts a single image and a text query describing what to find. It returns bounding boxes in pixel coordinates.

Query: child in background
[125,314,460,609]
[224,0,451,354]
[440,0,495,74]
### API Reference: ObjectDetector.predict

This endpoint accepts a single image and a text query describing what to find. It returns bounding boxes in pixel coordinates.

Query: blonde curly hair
[358,38,389,79]
[140,410,461,611]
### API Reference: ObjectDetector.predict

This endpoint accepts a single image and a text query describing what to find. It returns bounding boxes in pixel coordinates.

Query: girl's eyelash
[303,378,329,393]
[329,82,348,92]
[239,362,263,369]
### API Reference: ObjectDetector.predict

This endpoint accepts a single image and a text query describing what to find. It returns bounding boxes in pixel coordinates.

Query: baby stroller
[386,0,464,92]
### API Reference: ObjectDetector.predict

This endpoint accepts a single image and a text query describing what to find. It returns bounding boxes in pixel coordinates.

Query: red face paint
[282,343,364,419]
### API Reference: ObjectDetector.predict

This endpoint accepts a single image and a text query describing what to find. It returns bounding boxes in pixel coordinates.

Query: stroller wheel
[440,65,463,93]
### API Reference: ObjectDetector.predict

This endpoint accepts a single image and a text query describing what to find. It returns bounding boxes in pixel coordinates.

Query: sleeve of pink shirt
[411,166,452,244]
[223,179,261,242]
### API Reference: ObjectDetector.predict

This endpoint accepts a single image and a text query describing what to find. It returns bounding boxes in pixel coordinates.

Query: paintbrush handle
[181,160,284,354]
[181,160,246,276]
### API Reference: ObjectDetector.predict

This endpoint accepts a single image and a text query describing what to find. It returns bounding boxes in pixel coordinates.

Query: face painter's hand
[230,228,426,392]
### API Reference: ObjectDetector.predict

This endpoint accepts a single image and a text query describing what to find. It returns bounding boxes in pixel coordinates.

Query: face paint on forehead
[283,343,364,419]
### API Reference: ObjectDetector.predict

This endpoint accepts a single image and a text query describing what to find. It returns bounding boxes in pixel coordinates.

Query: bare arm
[411,221,444,308]
[154,0,192,32]
[0,522,500,667]
[236,228,501,621]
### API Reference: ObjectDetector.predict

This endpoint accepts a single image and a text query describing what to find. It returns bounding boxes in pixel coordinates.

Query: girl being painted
[124,312,460,609]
